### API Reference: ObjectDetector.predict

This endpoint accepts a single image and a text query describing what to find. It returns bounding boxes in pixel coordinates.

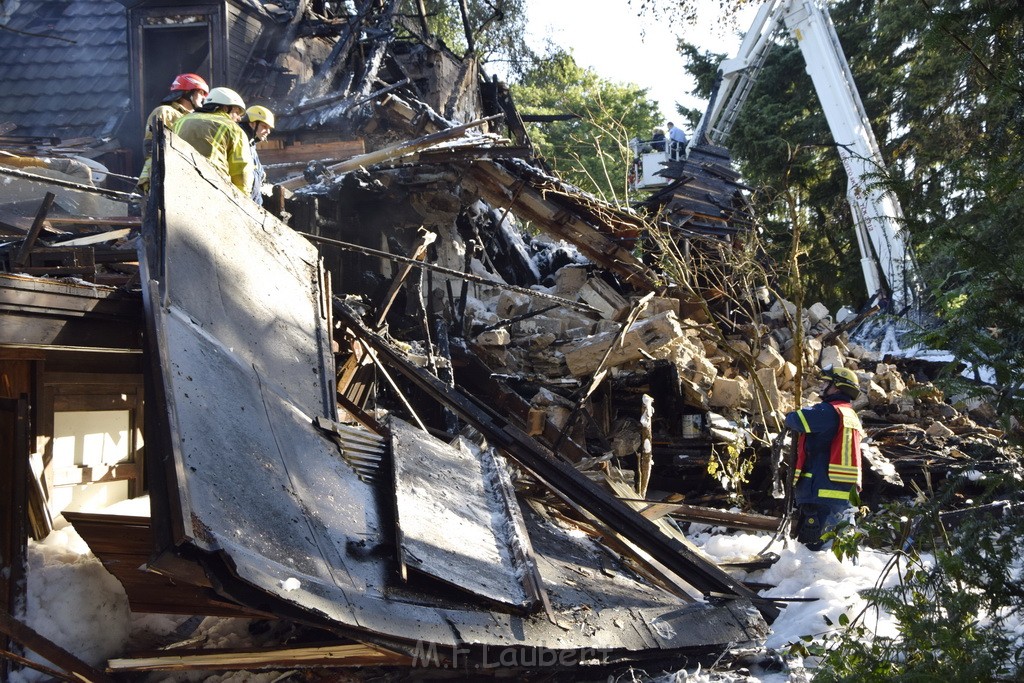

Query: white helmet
[204,87,246,110]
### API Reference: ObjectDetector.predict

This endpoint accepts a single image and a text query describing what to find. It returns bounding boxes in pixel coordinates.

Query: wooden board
[62,512,266,618]
[258,139,365,166]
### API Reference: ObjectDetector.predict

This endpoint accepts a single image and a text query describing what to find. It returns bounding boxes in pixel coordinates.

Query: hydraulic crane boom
[694,0,921,314]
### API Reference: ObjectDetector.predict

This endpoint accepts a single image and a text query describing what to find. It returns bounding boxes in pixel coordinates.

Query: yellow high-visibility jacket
[173,110,253,194]
[137,101,191,192]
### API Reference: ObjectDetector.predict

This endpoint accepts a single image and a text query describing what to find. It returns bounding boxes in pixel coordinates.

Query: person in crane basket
[784,365,865,550]
[666,122,687,160]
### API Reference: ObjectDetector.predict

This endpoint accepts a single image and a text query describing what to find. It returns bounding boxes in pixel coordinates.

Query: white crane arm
[694,0,921,313]
[780,0,920,312]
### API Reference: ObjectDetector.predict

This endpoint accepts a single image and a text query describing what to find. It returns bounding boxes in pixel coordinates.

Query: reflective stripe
[796,410,811,432]
[801,472,813,478]
[818,488,852,501]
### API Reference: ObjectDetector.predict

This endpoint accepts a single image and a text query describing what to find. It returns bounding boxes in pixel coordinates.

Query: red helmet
[169,73,209,96]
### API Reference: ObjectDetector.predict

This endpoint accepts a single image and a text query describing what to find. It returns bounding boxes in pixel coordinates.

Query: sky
[15,496,1021,682]
[521,0,761,133]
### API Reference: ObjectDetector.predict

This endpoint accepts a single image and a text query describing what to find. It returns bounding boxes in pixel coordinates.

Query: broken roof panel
[137,130,769,662]
[390,417,541,610]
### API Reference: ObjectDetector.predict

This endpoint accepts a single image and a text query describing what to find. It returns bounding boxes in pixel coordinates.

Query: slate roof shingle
[0,0,129,141]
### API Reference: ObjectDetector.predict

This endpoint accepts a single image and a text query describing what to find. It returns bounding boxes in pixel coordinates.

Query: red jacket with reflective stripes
[790,400,864,501]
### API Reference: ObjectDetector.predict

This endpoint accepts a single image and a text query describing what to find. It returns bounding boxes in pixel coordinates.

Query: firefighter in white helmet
[173,87,253,195]
[240,105,275,206]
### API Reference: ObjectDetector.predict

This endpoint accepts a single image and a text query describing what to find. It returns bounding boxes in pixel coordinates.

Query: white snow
[10,498,1020,681]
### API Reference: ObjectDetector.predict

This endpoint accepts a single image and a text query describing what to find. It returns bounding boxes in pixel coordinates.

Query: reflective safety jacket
[137,101,191,192]
[786,397,864,504]
[173,111,253,194]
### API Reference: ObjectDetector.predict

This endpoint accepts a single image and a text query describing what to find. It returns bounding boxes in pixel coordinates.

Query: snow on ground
[5,502,956,682]
[29,499,1024,679]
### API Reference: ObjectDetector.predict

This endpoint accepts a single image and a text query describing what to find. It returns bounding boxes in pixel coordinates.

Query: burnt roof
[0,0,130,141]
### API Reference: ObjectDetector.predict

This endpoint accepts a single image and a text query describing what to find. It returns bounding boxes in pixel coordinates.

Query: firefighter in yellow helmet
[784,364,865,551]
[172,87,253,196]
[136,73,210,193]
[240,105,275,206]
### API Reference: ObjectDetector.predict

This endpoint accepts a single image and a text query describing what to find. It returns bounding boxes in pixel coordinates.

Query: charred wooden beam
[372,229,435,329]
[0,397,28,680]
[335,299,780,621]
[450,345,591,463]
[463,162,663,292]
[107,642,409,673]
[520,113,581,123]
[0,167,133,201]
[300,231,599,314]
[279,114,501,190]
[13,192,55,268]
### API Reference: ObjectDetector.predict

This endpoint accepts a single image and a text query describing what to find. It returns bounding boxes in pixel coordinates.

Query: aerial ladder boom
[694,0,921,314]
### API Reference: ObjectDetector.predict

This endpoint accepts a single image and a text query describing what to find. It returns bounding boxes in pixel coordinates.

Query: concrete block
[515,314,565,337]
[554,265,588,296]
[496,290,531,318]
[767,297,797,321]
[578,277,629,320]
[474,328,510,346]
[819,345,846,370]
[726,338,751,358]
[757,345,786,371]
[926,421,955,438]
[867,381,888,405]
[807,301,831,325]
[649,297,681,317]
[563,311,683,376]
[709,376,751,409]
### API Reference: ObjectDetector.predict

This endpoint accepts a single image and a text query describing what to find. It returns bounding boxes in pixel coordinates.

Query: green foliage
[804,475,1024,681]
[676,0,1024,425]
[401,0,536,78]
[510,49,661,203]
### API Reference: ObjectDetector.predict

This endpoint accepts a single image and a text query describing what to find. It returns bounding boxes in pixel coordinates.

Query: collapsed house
[0,1,1016,680]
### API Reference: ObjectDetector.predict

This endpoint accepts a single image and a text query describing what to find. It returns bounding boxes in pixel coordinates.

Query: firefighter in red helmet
[137,73,210,193]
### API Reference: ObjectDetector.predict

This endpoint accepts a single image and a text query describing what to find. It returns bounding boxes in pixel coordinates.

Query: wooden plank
[54,229,131,247]
[278,114,500,191]
[62,512,267,619]
[372,230,435,329]
[13,192,55,268]
[107,642,408,672]
[0,396,29,680]
[258,139,365,166]
[51,462,139,486]
[45,217,141,227]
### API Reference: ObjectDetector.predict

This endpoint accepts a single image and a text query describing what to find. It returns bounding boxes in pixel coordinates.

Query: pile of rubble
[426,241,1013,510]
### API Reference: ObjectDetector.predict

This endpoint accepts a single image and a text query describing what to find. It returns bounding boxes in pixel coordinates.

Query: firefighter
[137,73,210,193]
[785,364,865,551]
[240,105,275,206]
[173,87,253,196]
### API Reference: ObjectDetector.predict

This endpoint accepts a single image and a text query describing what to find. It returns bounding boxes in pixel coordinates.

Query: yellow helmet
[821,364,860,399]
[244,105,275,130]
